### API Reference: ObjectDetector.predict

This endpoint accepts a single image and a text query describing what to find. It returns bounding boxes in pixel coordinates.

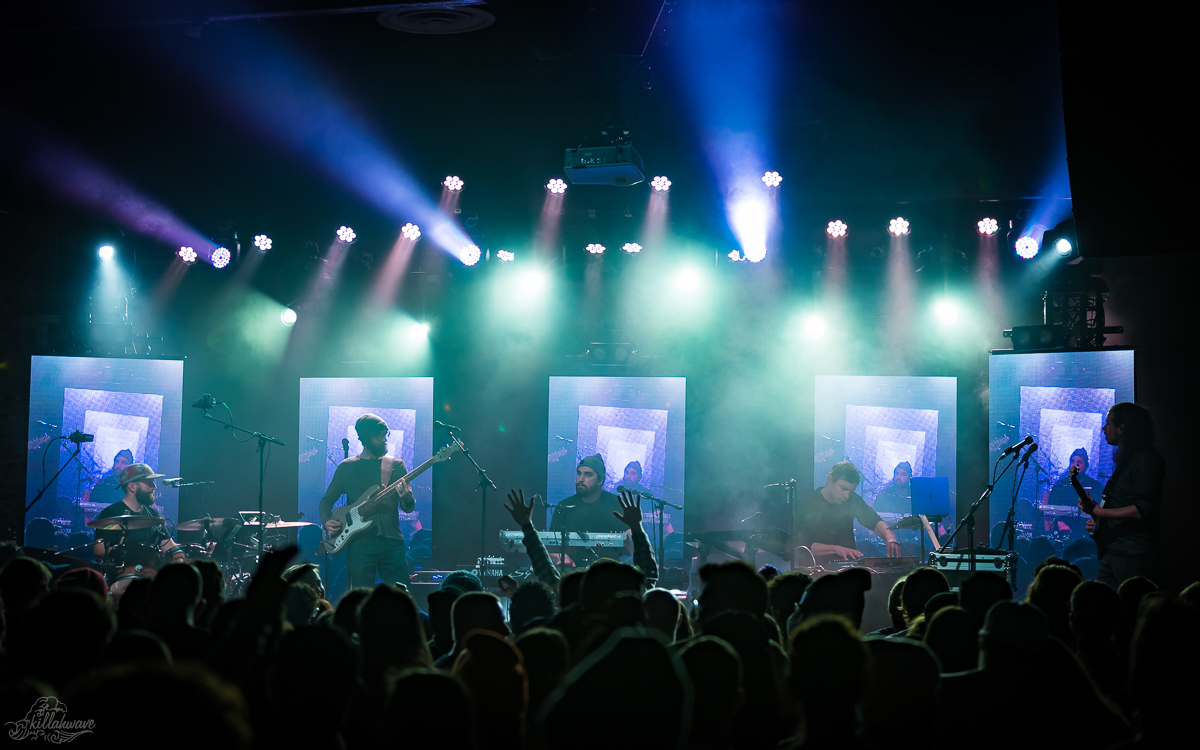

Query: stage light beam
[97,245,115,260]
[935,298,960,325]
[408,322,430,341]
[280,307,298,326]
[802,314,826,340]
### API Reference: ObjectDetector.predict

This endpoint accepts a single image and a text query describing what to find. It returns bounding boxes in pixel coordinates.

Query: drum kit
[85,512,316,598]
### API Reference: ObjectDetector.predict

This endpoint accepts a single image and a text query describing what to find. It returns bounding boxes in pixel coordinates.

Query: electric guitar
[1070,465,1113,559]
[322,443,460,555]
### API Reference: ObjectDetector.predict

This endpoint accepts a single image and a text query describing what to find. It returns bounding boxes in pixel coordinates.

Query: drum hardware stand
[196,397,285,566]
[438,423,496,573]
[939,448,1023,572]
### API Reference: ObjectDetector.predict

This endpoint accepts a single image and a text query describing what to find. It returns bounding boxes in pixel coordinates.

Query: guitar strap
[381,456,394,488]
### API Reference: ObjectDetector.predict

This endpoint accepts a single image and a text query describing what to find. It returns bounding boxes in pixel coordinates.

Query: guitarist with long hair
[320,414,413,588]
[1077,402,1165,589]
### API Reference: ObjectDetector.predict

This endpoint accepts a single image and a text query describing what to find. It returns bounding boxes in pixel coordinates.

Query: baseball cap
[119,463,166,487]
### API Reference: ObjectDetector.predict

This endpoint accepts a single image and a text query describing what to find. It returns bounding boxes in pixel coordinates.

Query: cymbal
[21,546,97,570]
[887,515,925,531]
[87,514,166,530]
[175,517,229,531]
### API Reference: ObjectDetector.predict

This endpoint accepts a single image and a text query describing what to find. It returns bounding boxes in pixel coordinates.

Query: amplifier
[928,551,1015,587]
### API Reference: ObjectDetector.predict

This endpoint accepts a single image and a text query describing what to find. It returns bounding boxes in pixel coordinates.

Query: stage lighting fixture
[462,244,481,266]
[518,269,547,294]
[802,315,826,340]
[497,249,515,262]
[827,220,848,238]
[935,298,960,324]
[977,218,999,236]
[212,247,232,269]
[623,243,642,254]
[888,217,910,236]
[743,246,767,263]
[443,175,464,191]
[97,245,115,260]
[1014,236,1039,259]
[728,250,744,262]
[587,342,634,365]
[408,322,430,342]
[178,246,197,264]
[673,267,702,293]
[1043,218,1079,260]
[762,171,783,188]
[337,226,357,243]
[401,223,421,241]
[1003,324,1068,350]
[546,179,568,194]
[254,234,272,252]
[586,243,606,255]
[1053,238,1073,256]
[280,307,298,327]
[651,175,672,192]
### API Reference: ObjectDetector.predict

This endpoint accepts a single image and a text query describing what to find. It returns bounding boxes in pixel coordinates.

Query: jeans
[1097,554,1157,590]
[346,534,410,589]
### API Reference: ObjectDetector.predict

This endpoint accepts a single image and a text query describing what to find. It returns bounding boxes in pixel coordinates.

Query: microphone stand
[1000,451,1036,592]
[640,491,682,580]
[26,438,81,514]
[939,450,1022,572]
[442,426,497,572]
[199,405,285,565]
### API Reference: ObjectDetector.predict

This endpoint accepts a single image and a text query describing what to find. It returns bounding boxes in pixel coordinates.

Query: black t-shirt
[550,491,625,533]
[1101,447,1165,556]
[95,499,167,547]
[794,487,883,550]
[1046,472,1101,506]
[318,455,408,541]
[873,482,912,515]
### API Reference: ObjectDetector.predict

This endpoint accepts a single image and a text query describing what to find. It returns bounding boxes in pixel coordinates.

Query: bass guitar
[1070,465,1113,558]
[323,443,460,555]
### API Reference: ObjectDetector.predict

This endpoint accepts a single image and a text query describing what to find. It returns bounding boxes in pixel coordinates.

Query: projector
[563,144,645,186]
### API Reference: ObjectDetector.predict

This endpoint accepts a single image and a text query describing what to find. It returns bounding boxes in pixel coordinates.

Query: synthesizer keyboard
[499,530,627,550]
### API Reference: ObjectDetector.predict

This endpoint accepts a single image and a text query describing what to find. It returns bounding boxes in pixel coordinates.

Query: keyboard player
[549,454,627,563]
[795,461,903,561]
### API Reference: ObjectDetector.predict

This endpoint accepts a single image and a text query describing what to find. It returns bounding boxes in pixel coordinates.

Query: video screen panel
[298,378,434,542]
[988,350,1135,533]
[25,356,184,539]
[547,377,686,541]
[814,376,958,539]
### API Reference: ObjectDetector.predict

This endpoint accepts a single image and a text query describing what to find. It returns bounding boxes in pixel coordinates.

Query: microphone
[1018,443,1039,467]
[306,436,325,443]
[999,435,1034,458]
[342,438,350,459]
[68,430,94,443]
[434,420,460,431]
[191,394,218,410]
[162,477,184,488]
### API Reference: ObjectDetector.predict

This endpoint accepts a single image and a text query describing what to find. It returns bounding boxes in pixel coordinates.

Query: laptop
[911,477,950,518]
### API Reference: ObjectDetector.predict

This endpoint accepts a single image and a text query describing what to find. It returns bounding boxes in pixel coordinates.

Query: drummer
[92,463,169,559]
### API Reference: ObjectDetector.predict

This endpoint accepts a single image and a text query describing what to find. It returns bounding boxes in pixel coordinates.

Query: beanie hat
[578,454,606,482]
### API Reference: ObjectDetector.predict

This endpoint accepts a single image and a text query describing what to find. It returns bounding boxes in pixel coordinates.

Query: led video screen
[547,377,686,542]
[298,378,434,543]
[988,349,1135,532]
[814,376,958,538]
[25,356,184,537]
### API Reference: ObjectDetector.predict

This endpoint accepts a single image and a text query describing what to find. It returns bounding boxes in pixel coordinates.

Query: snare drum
[106,542,160,598]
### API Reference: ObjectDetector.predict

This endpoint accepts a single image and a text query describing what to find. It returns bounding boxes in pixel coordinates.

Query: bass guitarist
[1077,402,1165,589]
[320,414,413,588]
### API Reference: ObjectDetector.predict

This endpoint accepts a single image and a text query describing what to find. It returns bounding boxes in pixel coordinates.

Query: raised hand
[613,488,644,529]
[504,489,537,527]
